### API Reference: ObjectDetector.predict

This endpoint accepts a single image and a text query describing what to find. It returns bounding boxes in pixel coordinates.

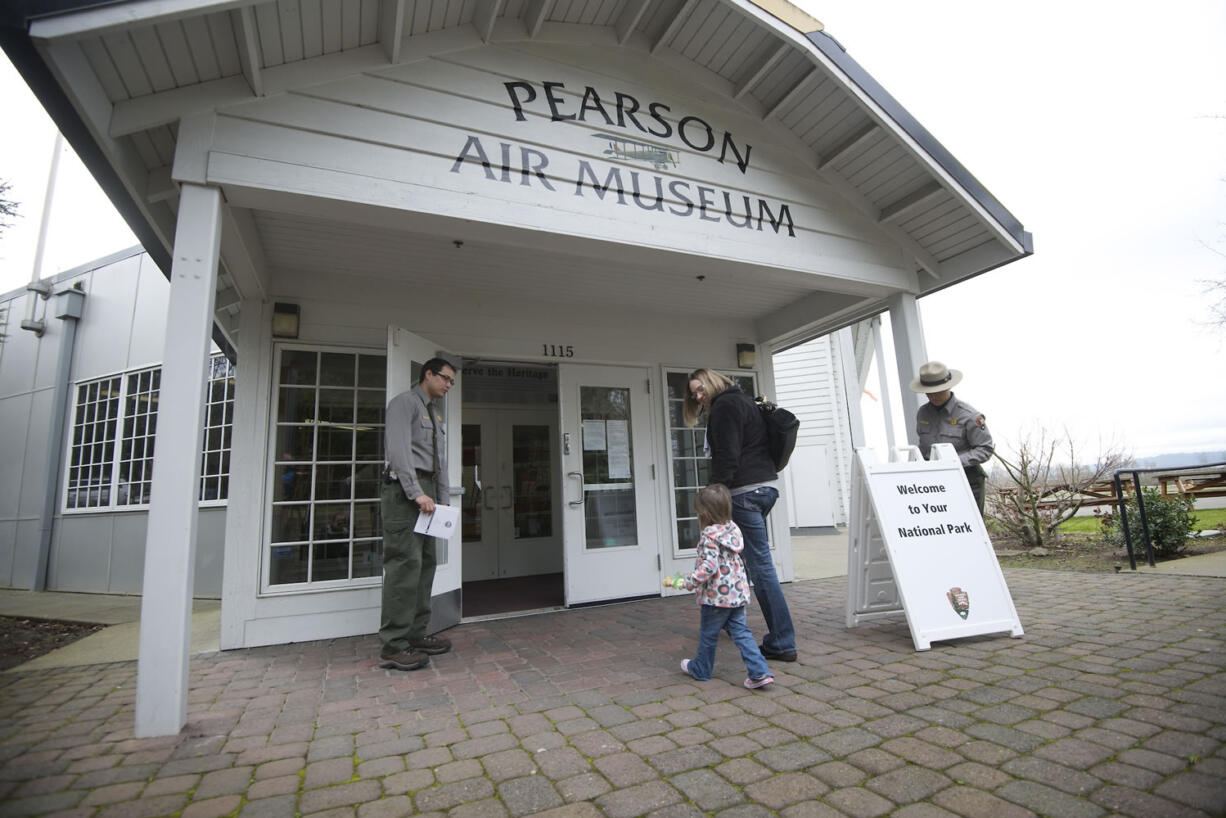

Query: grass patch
[1056,505,1226,534]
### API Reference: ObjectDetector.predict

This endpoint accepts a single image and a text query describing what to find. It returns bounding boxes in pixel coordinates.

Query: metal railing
[1114,461,1226,570]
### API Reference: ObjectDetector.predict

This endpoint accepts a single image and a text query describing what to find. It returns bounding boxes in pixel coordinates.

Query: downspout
[31,284,86,591]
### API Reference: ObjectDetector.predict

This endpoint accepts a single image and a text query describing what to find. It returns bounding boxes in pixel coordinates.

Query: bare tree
[987,427,1131,548]
[0,180,17,236]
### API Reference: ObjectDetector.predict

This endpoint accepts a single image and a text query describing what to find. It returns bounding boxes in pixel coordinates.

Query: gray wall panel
[194,509,226,597]
[0,394,33,518]
[18,389,56,520]
[126,256,171,368]
[10,519,41,589]
[107,513,148,594]
[50,514,114,592]
[73,258,143,379]
[0,520,15,587]
[0,296,45,399]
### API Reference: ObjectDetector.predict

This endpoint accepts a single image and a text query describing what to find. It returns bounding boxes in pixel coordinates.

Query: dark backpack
[754,396,799,471]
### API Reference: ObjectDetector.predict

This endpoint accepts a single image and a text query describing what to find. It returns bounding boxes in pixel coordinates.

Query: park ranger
[910,361,994,514]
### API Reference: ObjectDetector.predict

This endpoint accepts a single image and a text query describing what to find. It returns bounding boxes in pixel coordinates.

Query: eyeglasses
[433,371,456,386]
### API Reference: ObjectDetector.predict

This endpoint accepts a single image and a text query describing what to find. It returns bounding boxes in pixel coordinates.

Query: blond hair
[683,368,734,427]
[695,483,733,528]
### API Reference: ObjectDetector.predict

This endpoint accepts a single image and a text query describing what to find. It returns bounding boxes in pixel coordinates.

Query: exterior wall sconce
[737,343,756,369]
[272,302,300,338]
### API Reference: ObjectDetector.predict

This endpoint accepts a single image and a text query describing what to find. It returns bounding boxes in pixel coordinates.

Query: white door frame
[558,363,661,605]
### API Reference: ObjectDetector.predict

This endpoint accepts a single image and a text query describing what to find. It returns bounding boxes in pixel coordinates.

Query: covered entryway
[6,0,1031,737]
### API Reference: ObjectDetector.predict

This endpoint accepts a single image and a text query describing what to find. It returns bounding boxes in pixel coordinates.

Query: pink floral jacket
[687,521,751,608]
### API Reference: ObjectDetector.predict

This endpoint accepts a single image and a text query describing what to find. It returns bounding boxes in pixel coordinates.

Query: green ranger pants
[965,464,986,516]
[379,476,438,653]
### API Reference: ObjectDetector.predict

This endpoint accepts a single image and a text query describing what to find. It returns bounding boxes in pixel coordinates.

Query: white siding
[773,333,853,527]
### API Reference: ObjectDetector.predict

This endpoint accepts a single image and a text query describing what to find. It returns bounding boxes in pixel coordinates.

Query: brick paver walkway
[2,569,1224,817]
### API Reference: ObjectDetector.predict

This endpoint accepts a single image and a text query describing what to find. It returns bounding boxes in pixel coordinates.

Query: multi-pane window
[665,371,755,552]
[201,355,235,502]
[268,348,386,588]
[66,377,123,509]
[65,354,235,510]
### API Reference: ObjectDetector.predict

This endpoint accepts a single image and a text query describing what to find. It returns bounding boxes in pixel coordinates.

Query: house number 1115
[542,344,574,358]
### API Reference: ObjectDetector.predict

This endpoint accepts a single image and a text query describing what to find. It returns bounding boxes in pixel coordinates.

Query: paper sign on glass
[413,504,460,540]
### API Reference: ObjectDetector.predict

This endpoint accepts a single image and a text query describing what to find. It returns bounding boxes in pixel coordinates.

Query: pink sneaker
[744,674,774,689]
[680,659,692,677]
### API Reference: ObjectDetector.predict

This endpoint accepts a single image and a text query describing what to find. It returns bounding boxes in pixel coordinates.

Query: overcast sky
[2,1,1224,459]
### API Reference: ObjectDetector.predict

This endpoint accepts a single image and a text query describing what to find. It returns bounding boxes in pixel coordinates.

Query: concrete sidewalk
[2,568,1224,818]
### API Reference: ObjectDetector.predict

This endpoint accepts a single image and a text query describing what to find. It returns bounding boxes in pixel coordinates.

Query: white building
[2,0,1031,734]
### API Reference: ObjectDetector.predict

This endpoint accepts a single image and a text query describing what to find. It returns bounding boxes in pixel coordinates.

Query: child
[679,484,774,689]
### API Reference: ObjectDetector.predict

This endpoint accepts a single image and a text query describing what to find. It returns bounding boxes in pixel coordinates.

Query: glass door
[461,408,561,582]
[559,364,660,605]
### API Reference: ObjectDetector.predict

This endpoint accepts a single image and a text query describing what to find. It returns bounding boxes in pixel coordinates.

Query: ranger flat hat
[909,361,963,393]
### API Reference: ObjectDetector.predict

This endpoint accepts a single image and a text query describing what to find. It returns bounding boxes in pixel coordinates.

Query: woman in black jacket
[684,368,797,662]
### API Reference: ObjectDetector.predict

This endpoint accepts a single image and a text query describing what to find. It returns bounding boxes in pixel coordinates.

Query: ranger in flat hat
[909,361,993,514]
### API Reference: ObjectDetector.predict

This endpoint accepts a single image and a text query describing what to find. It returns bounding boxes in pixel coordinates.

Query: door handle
[483,483,498,511]
[568,471,585,507]
[500,485,512,509]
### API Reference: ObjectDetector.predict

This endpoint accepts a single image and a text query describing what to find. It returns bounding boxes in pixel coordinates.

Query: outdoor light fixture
[272,302,300,339]
[737,343,756,369]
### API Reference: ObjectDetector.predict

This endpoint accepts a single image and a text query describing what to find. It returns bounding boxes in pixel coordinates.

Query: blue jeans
[732,486,795,655]
[688,604,771,681]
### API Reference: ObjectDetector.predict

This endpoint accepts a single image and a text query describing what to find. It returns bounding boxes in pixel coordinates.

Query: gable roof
[3,0,1030,348]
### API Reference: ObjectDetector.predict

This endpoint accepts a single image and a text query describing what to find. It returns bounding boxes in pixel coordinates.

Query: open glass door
[386,326,462,630]
[559,364,659,605]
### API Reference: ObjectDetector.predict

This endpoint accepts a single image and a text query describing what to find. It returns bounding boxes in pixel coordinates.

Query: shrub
[1103,488,1196,558]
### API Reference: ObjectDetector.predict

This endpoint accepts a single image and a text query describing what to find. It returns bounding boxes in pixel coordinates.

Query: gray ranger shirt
[386,384,450,505]
[916,393,993,468]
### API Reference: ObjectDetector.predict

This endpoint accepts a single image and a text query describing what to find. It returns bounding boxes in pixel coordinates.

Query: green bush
[1102,488,1196,558]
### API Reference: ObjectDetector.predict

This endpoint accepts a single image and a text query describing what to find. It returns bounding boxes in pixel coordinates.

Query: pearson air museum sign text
[448,81,796,238]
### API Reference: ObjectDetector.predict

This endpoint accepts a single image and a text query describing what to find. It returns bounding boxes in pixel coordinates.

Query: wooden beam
[29,0,249,41]
[110,74,250,137]
[879,182,945,225]
[817,122,879,170]
[735,42,789,100]
[214,286,241,311]
[650,0,698,55]
[473,0,504,44]
[763,68,816,121]
[220,205,269,303]
[379,0,407,63]
[614,0,650,45]
[146,165,176,203]
[523,0,553,39]
[235,5,264,97]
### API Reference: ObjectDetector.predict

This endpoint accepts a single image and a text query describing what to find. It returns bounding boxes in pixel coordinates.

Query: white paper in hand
[413,504,460,540]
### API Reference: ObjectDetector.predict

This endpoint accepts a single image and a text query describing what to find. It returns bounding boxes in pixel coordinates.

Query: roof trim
[1,0,236,361]
[806,30,1032,255]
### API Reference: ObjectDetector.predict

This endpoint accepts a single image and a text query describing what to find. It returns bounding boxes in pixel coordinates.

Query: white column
[835,326,865,449]
[887,293,927,446]
[135,183,222,737]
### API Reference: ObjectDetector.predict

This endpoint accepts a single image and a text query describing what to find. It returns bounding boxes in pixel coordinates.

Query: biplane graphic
[592,132,679,169]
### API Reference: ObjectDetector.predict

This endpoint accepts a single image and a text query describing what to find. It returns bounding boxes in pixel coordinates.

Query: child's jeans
[688,604,771,681]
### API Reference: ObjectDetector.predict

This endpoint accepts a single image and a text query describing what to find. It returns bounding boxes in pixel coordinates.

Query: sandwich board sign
[846,443,1023,651]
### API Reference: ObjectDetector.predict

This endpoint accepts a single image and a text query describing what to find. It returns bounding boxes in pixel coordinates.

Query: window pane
[280,350,317,386]
[355,429,384,461]
[677,518,699,551]
[312,541,350,581]
[320,352,355,387]
[276,426,315,462]
[357,355,386,389]
[276,464,311,501]
[314,503,351,540]
[315,464,353,500]
[317,427,353,460]
[317,388,354,424]
[278,387,315,423]
[580,386,636,548]
[353,463,381,500]
[270,544,308,584]
[351,540,382,577]
[352,501,381,538]
[355,389,384,425]
[271,505,310,543]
